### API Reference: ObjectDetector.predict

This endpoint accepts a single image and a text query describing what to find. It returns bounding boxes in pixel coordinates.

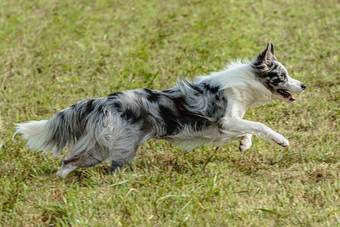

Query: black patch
[143,88,161,102]
[190,83,203,93]
[203,83,219,93]
[113,102,122,111]
[159,105,180,135]
[97,104,104,113]
[270,43,275,55]
[84,99,95,115]
[272,78,281,85]
[121,109,140,124]
[272,64,278,70]
[143,88,153,94]
[79,99,96,121]
[70,104,76,108]
[171,97,186,108]
[108,92,122,99]
[265,72,278,79]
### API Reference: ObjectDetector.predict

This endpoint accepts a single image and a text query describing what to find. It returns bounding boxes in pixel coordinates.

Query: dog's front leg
[221,119,289,147]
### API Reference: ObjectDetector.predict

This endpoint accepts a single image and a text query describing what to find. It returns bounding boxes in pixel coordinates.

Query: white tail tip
[15,120,53,152]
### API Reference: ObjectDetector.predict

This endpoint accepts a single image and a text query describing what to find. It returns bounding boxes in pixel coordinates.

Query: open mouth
[277,89,295,101]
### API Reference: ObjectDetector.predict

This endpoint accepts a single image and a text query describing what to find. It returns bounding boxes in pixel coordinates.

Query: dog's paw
[274,134,289,147]
[239,135,252,152]
[239,142,251,152]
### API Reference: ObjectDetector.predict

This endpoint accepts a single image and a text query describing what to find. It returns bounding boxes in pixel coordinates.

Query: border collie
[15,43,306,177]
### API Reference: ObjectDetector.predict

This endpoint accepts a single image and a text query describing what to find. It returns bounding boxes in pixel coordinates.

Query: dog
[15,43,306,178]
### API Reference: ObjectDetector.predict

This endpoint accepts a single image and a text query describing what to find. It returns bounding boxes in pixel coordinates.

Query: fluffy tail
[15,113,75,156]
[15,120,54,152]
[15,99,100,156]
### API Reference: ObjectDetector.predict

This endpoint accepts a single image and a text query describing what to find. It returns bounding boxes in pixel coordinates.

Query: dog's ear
[270,43,274,55]
[254,43,275,67]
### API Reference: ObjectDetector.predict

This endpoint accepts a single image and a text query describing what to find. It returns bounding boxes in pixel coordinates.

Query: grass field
[1,0,339,226]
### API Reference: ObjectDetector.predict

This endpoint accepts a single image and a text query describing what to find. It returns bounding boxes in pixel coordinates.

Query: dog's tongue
[288,95,295,101]
[280,89,295,101]
[287,94,295,102]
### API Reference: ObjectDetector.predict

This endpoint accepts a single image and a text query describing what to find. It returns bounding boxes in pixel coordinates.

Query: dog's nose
[301,83,306,90]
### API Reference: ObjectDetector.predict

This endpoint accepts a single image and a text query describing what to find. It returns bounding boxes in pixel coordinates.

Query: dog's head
[252,43,306,102]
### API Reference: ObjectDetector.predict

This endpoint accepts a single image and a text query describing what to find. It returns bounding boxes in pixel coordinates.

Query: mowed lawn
[0,0,339,226]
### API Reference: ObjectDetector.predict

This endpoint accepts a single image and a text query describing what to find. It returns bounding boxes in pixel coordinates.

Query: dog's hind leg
[109,147,139,174]
[239,134,252,152]
[109,137,142,174]
[110,160,123,173]
[56,145,109,178]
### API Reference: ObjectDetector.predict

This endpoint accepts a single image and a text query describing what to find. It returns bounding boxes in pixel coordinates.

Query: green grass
[1,0,339,226]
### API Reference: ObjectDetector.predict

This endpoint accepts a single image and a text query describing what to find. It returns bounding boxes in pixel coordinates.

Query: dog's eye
[280,73,286,79]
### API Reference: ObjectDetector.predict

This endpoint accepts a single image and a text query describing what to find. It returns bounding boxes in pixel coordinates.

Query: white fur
[14,120,55,153]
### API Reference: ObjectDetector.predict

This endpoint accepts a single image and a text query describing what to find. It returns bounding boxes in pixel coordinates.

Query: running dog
[15,43,306,177]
